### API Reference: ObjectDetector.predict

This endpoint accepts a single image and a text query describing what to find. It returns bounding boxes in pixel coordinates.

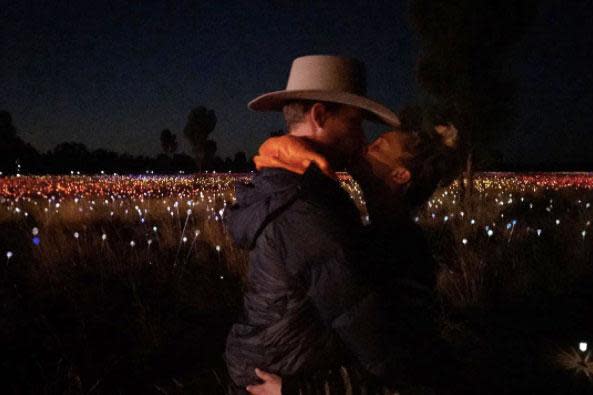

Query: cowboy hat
[248,55,401,127]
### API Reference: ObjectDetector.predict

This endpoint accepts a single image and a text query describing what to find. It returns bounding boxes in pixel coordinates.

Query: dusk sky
[3,0,592,166]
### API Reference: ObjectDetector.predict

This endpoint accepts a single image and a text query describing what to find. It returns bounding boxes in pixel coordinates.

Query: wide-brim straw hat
[248,55,400,127]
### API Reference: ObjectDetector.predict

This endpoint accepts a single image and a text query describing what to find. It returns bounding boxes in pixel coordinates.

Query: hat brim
[248,90,400,128]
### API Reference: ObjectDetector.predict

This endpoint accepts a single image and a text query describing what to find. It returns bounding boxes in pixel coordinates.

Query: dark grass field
[1,174,592,394]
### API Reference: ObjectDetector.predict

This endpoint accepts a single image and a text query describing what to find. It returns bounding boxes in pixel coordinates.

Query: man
[224,55,401,394]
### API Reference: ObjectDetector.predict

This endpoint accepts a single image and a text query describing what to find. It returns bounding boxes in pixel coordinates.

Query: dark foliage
[409,0,541,168]
[0,111,254,175]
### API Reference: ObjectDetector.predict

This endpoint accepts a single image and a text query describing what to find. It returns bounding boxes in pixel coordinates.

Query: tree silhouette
[232,151,248,172]
[183,107,217,172]
[160,129,178,156]
[409,0,539,202]
[0,111,17,141]
[0,111,40,174]
[203,139,217,170]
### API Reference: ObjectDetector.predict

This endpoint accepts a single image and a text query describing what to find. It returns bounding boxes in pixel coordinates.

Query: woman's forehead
[379,130,405,144]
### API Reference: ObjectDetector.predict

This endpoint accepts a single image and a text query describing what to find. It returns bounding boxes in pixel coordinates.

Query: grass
[1,173,592,394]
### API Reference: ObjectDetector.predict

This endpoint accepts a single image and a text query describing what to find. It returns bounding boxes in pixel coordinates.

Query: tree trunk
[464,149,474,211]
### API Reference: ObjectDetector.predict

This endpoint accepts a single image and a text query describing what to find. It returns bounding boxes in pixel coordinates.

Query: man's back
[224,164,367,389]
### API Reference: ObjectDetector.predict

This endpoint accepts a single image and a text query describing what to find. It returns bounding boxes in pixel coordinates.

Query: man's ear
[390,166,411,185]
[309,102,329,130]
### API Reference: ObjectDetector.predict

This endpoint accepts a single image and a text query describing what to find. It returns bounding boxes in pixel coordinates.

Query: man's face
[321,105,365,163]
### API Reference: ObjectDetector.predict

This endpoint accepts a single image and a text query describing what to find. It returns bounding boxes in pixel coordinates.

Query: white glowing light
[537,229,542,236]
[130,241,135,247]
[74,232,79,239]
[487,229,494,237]
[32,227,39,236]
[102,234,107,241]
[462,238,468,245]
[470,219,476,225]
[153,226,158,232]
[216,245,221,252]
[555,219,560,225]
[6,251,13,259]
[182,236,188,243]
[579,342,588,352]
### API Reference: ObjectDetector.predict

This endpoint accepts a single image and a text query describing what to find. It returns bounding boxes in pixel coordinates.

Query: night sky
[2,0,592,166]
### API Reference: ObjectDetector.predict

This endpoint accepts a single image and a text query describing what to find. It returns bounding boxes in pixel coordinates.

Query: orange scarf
[253,135,336,179]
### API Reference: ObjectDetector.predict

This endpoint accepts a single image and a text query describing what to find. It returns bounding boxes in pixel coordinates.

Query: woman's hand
[245,368,282,395]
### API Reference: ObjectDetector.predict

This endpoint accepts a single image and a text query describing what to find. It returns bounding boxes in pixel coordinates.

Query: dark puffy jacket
[224,163,386,388]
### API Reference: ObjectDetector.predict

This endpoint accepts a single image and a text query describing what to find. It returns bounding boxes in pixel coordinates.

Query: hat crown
[285,55,367,95]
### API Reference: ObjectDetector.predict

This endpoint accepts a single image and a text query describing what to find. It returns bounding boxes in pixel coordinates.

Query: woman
[243,109,462,395]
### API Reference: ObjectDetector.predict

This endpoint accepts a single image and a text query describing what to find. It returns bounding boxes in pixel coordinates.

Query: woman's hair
[397,104,464,210]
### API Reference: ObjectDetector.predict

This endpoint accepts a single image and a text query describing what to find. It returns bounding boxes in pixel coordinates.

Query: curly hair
[397,105,464,210]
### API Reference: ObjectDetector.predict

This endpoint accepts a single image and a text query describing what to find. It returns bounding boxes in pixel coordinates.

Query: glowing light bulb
[579,342,588,352]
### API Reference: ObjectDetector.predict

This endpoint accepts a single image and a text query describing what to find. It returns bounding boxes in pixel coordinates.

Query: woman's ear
[390,166,411,185]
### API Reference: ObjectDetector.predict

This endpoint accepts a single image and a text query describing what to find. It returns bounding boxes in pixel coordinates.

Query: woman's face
[363,130,410,187]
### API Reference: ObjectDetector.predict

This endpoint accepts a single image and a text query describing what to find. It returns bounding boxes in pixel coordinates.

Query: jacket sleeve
[278,203,447,390]
[274,208,400,386]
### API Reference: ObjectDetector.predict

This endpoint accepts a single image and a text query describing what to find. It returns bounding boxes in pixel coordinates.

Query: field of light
[1,172,592,393]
